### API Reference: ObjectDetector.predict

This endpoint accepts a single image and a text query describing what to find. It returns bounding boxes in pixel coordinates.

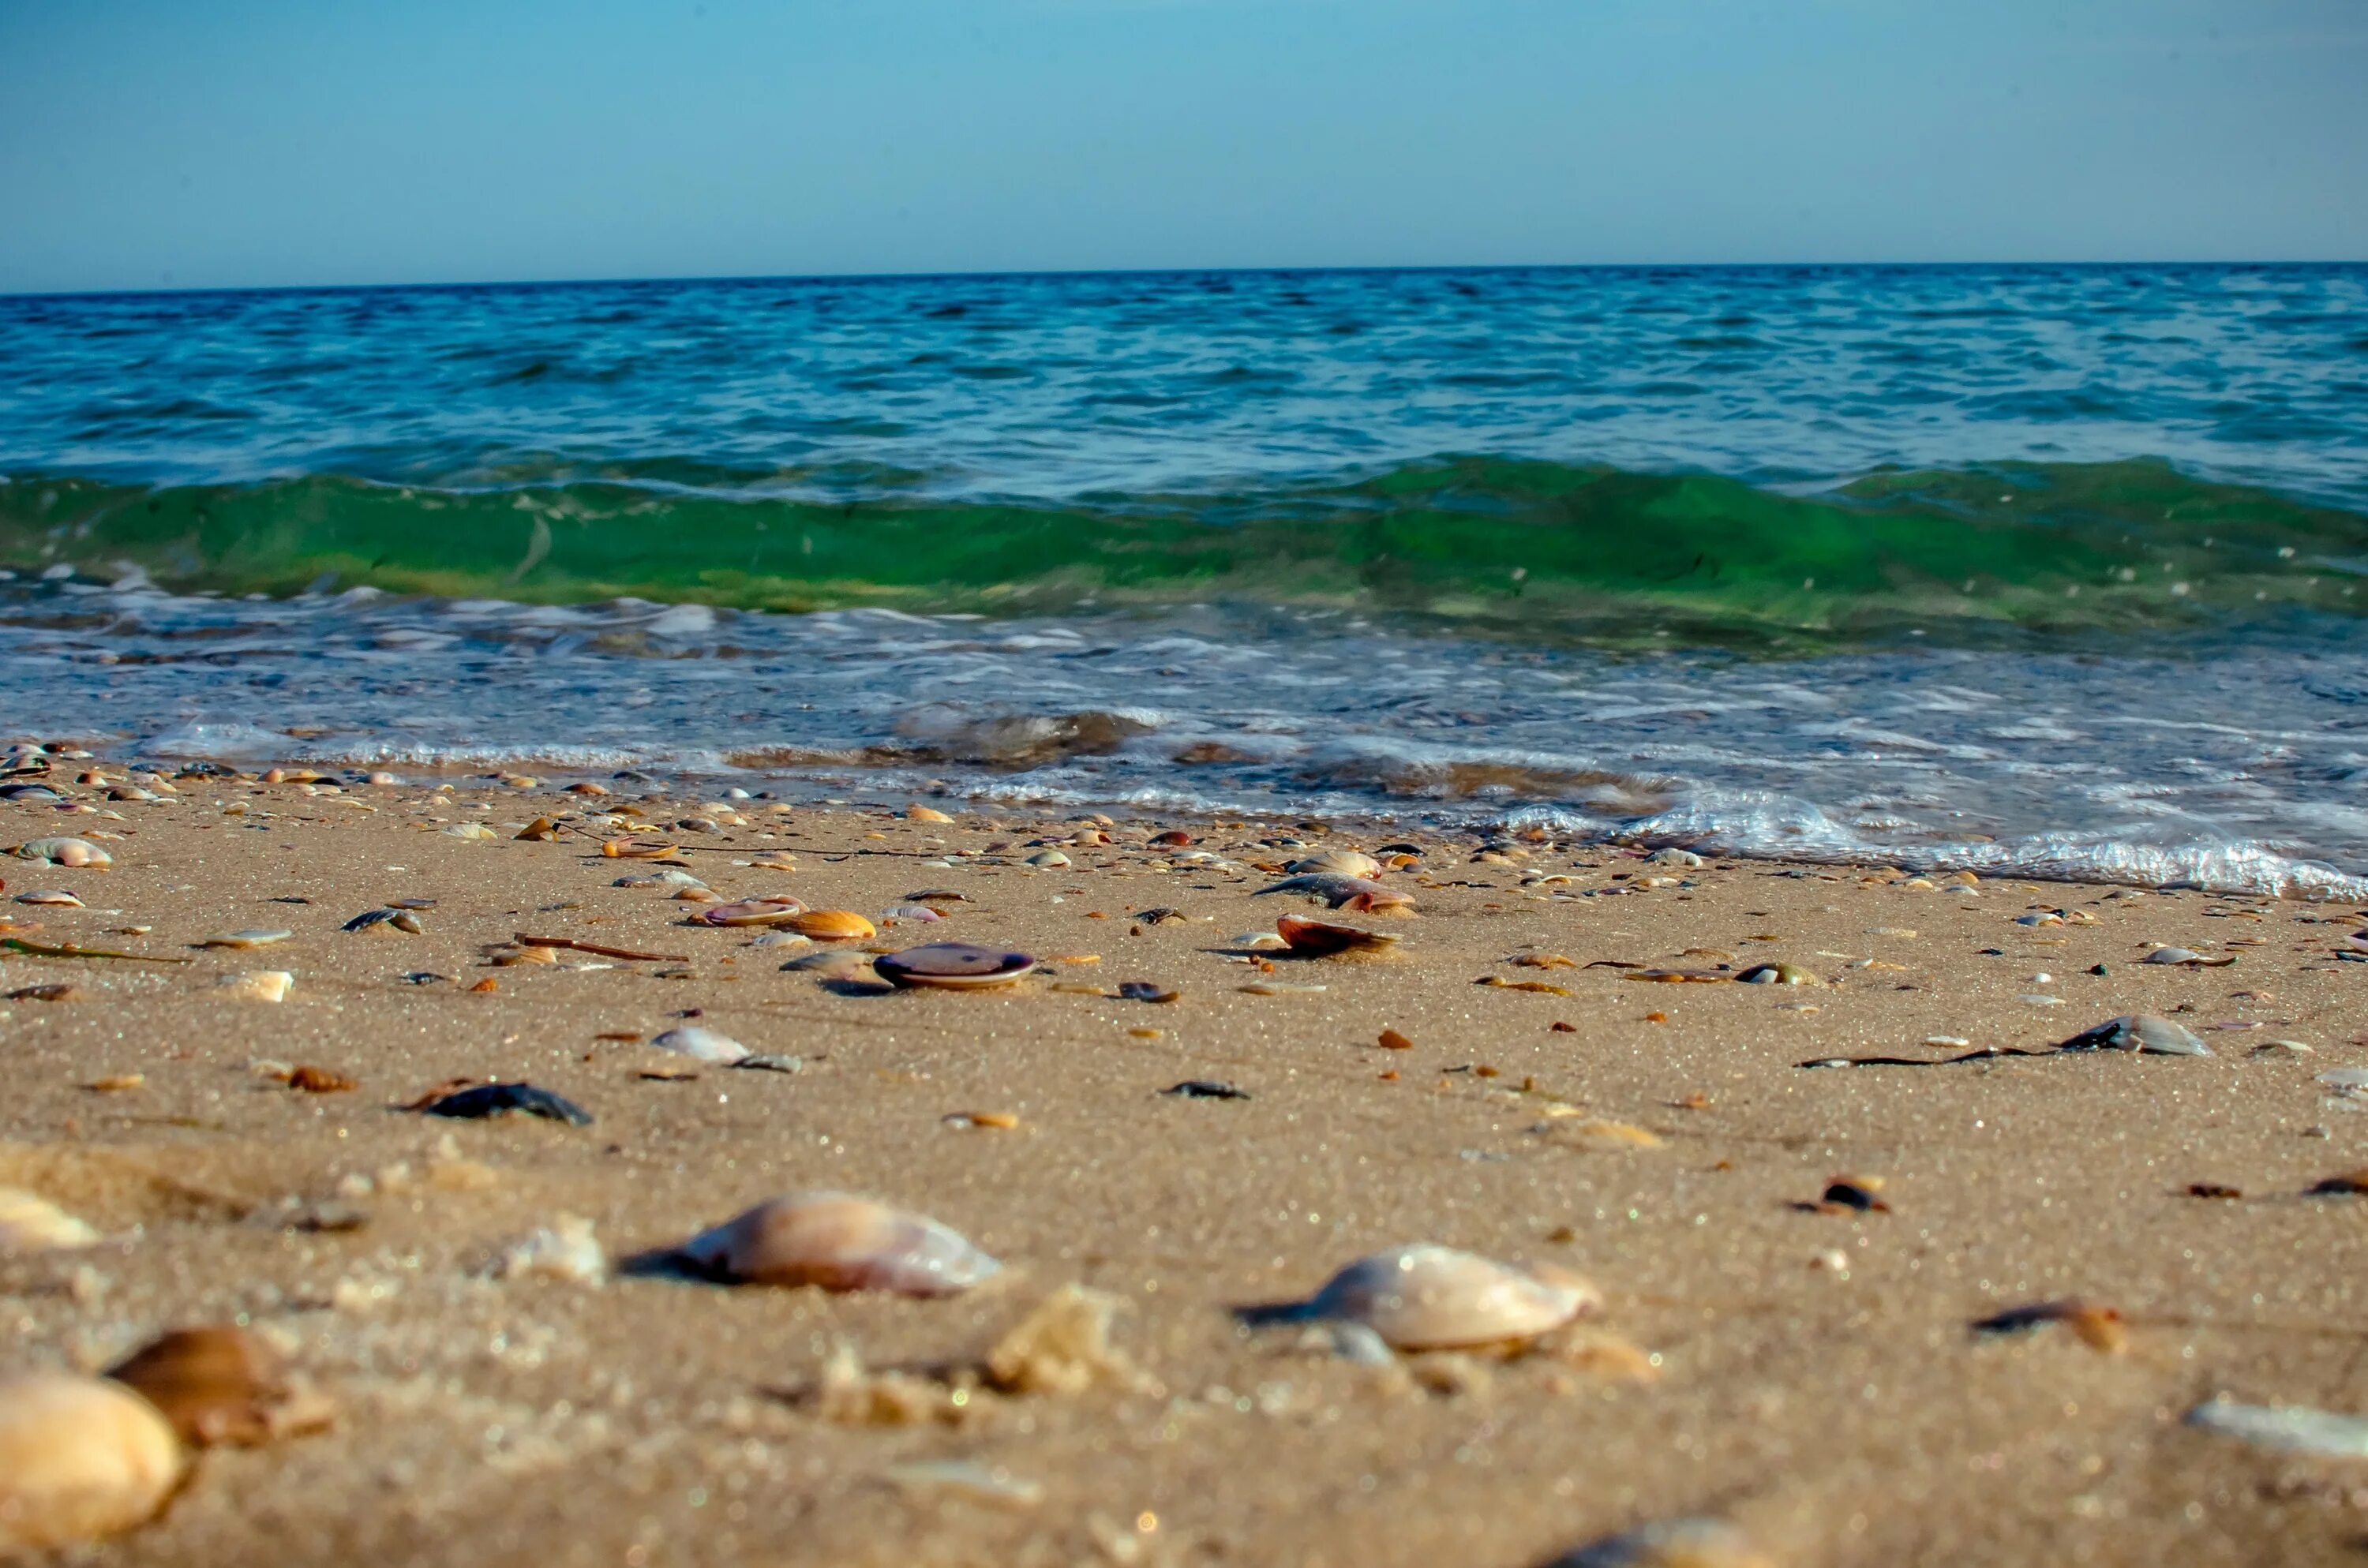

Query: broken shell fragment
[16,837,111,868]
[0,1188,103,1253]
[680,1192,999,1296]
[784,950,885,982]
[873,942,1036,990]
[2055,1013,2211,1057]
[1736,962,1816,986]
[1546,1517,1772,1568]
[0,1372,185,1552]
[215,971,294,1003]
[902,805,954,824]
[649,1026,751,1064]
[691,897,808,928]
[984,1283,1158,1395]
[788,909,876,941]
[105,1327,327,1447]
[1259,1244,1599,1351]
[1276,916,1400,957]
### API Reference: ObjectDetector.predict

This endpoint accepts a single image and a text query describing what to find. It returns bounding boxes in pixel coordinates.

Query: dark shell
[872,942,1035,990]
[2055,1013,2211,1057]
[105,1327,289,1447]
[1161,1080,1250,1100]
[420,1082,593,1126]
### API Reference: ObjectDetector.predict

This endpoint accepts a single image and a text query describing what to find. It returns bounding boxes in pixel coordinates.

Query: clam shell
[2057,1012,2211,1057]
[874,943,1036,990]
[1297,1244,1598,1349]
[1276,915,1400,956]
[649,1026,751,1064]
[0,1188,102,1253]
[215,971,294,1003]
[789,909,876,940]
[0,1372,185,1551]
[105,1327,308,1448]
[693,897,807,927]
[17,837,111,868]
[681,1192,999,1295]
[14,889,83,907]
[2143,946,2236,967]
[783,951,882,981]
[1286,849,1381,879]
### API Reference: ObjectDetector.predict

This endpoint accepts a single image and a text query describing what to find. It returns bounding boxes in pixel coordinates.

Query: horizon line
[8,256,2366,305]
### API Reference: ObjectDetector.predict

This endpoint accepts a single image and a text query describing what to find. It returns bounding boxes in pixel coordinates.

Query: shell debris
[984,1283,1161,1397]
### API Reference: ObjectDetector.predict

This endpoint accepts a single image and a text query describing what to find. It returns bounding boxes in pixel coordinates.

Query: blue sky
[2,0,2362,293]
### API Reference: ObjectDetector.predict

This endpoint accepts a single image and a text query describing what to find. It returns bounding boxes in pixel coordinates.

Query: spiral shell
[1299,1244,1597,1349]
[681,1192,1000,1296]
[0,1372,185,1551]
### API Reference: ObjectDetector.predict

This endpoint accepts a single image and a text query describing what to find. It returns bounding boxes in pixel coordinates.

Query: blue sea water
[4,264,2368,891]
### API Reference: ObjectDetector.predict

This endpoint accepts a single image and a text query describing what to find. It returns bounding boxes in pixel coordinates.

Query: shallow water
[5,264,2367,891]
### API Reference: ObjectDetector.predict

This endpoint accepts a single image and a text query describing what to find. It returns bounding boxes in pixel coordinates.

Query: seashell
[903,805,954,824]
[200,929,291,949]
[2186,1398,2368,1458]
[874,942,1036,990]
[784,950,881,981]
[881,903,946,923]
[1644,848,1703,868]
[0,1188,103,1252]
[1255,874,1415,913]
[984,1283,1157,1395]
[419,1081,593,1125]
[649,1026,751,1064]
[904,889,972,904]
[1276,915,1399,956]
[513,817,560,841]
[1736,963,1816,985]
[1023,850,1070,868]
[14,889,82,906]
[1286,849,1381,879]
[789,909,875,940]
[105,1327,327,1447]
[680,1192,999,1295]
[0,1372,185,1551]
[499,1214,605,1285]
[2143,945,2235,967]
[1546,1517,1772,1568]
[1276,1244,1598,1350]
[17,837,111,867]
[441,822,497,840]
[748,930,812,951]
[342,907,423,934]
[883,1459,1043,1508]
[1971,1298,2126,1352]
[2055,1012,2211,1057]
[1231,931,1291,951]
[616,868,706,889]
[671,885,723,903]
[693,897,807,927]
[215,971,293,1003]
[10,984,83,1003]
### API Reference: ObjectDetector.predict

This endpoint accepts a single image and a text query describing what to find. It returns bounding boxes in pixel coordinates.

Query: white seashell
[2186,1398,2368,1457]
[500,1214,606,1285]
[1024,850,1070,868]
[650,1025,750,1064]
[17,837,110,867]
[1546,1517,1771,1568]
[13,889,82,906]
[1231,932,1291,951]
[747,931,813,951]
[681,1192,1000,1295]
[0,1372,185,1551]
[200,929,291,949]
[1292,1244,1598,1350]
[215,971,294,1003]
[441,822,497,840]
[883,1458,1043,1508]
[0,1188,102,1253]
[1286,849,1381,879]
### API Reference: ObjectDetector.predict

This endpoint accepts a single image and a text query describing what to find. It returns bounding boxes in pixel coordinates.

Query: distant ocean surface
[6,264,2368,893]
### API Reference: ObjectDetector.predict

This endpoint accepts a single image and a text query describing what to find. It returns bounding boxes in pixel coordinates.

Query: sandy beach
[5,762,2368,1566]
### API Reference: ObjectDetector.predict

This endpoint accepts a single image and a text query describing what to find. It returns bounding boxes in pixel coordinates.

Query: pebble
[0,1372,185,1551]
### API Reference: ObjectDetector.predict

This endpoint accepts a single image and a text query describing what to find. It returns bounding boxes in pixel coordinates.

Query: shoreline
[3,765,2366,1564]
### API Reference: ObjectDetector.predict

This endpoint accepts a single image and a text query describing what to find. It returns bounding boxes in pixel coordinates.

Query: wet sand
[4,769,2367,1566]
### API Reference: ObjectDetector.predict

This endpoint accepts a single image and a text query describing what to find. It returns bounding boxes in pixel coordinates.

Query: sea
[4,264,2367,894]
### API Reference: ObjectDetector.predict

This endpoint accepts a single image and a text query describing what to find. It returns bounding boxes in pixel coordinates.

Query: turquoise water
[4,265,2367,889]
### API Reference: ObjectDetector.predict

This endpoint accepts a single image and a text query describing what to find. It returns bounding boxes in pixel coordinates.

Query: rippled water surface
[5,265,2366,890]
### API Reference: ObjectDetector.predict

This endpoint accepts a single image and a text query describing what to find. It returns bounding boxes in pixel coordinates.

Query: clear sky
[2,0,2363,294]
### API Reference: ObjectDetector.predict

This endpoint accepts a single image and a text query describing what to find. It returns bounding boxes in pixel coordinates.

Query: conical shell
[0,1372,185,1551]
[1302,1244,1597,1349]
[0,1188,102,1253]
[789,909,876,940]
[681,1192,999,1295]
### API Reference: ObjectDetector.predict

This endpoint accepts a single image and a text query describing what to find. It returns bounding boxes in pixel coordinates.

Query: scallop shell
[1276,915,1400,956]
[789,910,876,941]
[1296,1244,1598,1350]
[0,1372,185,1551]
[693,897,807,927]
[104,1327,314,1448]
[649,1025,751,1064]
[1286,849,1381,879]
[17,837,111,868]
[873,943,1036,990]
[0,1188,103,1253]
[680,1192,1000,1295]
